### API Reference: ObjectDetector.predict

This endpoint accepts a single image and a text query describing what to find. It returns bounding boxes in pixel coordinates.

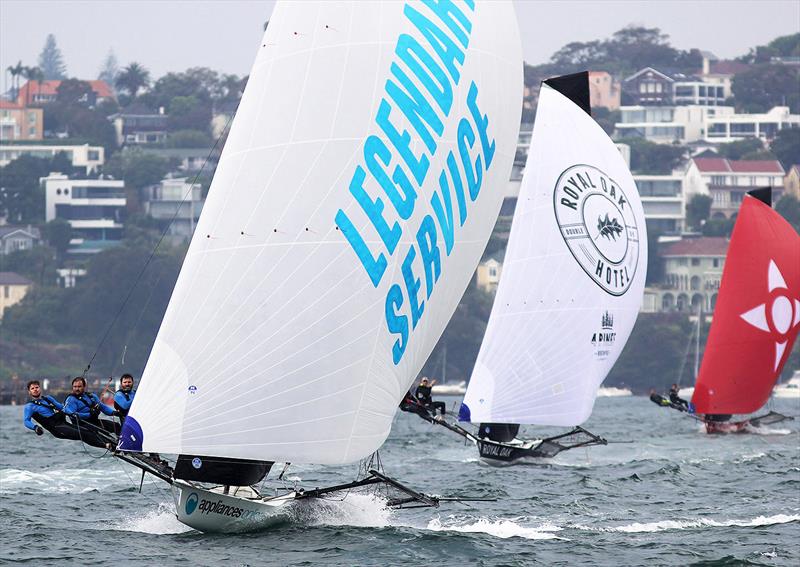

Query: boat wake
[0,467,122,494]
[290,492,392,528]
[746,425,792,435]
[111,502,192,535]
[285,494,564,541]
[424,515,563,540]
[576,513,800,533]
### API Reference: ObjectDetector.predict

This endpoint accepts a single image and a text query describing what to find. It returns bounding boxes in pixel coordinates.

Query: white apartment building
[0,143,104,173]
[43,173,126,254]
[615,105,798,145]
[706,106,800,143]
[615,105,733,144]
[142,177,204,238]
[634,174,685,235]
[683,157,785,219]
[672,81,726,106]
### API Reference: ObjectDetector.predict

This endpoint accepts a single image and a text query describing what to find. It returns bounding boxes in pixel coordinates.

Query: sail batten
[461,78,648,426]
[121,0,523,464]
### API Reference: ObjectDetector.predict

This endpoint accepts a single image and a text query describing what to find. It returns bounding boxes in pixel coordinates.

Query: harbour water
[1,396,798,566]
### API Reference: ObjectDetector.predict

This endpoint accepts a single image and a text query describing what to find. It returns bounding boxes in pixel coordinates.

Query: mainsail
[120,1,523,464]
[692,189,800,415]
[460,73,648,426]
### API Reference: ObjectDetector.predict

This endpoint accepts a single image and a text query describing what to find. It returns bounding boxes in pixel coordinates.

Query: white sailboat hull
[174,481,294,533]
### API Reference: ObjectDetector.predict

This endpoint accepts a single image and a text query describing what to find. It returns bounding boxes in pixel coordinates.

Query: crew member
[114,373,136,421]
[668,383,690,410]
[649,388,671,407]
[415,377,446,416]
[63,376,118,443]
[22,380,80,440]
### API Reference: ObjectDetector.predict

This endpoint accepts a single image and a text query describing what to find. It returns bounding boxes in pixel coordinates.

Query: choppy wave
[577,514,800,533]
[746,425,791,436]
[111,502,192,535]
[425,515,563,540]
[0,467,121,494]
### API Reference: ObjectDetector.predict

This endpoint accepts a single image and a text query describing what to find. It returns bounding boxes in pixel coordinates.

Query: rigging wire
[80,114,234,378]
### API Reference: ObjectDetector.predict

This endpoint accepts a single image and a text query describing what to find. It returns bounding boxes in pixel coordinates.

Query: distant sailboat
[404,72,648,464]
[110,0,524,532]
[691,189,799,433]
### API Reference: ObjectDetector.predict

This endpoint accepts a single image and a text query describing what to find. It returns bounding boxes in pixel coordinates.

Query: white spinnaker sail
[461,81,647,426]
[122,0,523,464]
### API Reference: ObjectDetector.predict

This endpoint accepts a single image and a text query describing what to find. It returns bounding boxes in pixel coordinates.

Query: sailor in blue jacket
[113,373,136,421]
[23,380,80,440]
[63,376,116,424]
[61,376,119,448]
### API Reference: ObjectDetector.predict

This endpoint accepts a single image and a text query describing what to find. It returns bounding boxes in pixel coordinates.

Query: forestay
[460,76,647,426]
[121,0,523,464]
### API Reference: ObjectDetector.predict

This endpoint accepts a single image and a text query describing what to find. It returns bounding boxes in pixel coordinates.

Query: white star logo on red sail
[739,260,800,371]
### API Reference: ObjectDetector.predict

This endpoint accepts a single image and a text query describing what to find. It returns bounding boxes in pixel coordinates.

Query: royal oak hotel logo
[553,164,640,296]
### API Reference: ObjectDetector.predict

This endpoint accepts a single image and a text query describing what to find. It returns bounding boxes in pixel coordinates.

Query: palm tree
[21,66,44,105]
[6,60,24,102]
[115,62,150,99]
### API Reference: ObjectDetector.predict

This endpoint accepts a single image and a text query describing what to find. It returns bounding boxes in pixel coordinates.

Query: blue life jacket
[64,392,114,419]
[23,395,63,430]
[114,388,136,416]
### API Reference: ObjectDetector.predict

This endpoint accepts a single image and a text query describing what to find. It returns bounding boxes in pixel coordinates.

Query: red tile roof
[662,237,729,257]
[0,100,23,109]
[693,157,784,174]
[693,157,731,172]
[729,160,784,173]
[17,80,115,105]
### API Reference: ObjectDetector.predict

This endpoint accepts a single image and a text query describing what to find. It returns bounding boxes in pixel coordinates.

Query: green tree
[21,65,44,101]
[97,50,119,87]
[144,69,212,109]
[0,246,59,287]
[2,287,71,338]
[165,129,213,148]
[775,194,800,233]
[3,239,187,377]
[626,138,687,174]
[104,148,170,191]
[43,218,72,260]
[686,194,712,231]
[716,139,764,161]
[167,95,211,133]
[420,283,494,382]
[115,62,151,99]
[701,217,735,237]
[43,102,117,154]
[56,78,92,105]
[732,64,800,113]
[607,313,691,392]
[592,107,620,136]
[770,128,800,169]
[0,155,64,223]
[6,60,25,100]
[38,34,67,80]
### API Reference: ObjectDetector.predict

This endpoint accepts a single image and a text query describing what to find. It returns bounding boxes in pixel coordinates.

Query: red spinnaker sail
[692,193,800,415]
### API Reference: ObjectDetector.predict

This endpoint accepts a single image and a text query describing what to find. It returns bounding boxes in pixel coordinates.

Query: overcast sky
[1,0,799,88]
